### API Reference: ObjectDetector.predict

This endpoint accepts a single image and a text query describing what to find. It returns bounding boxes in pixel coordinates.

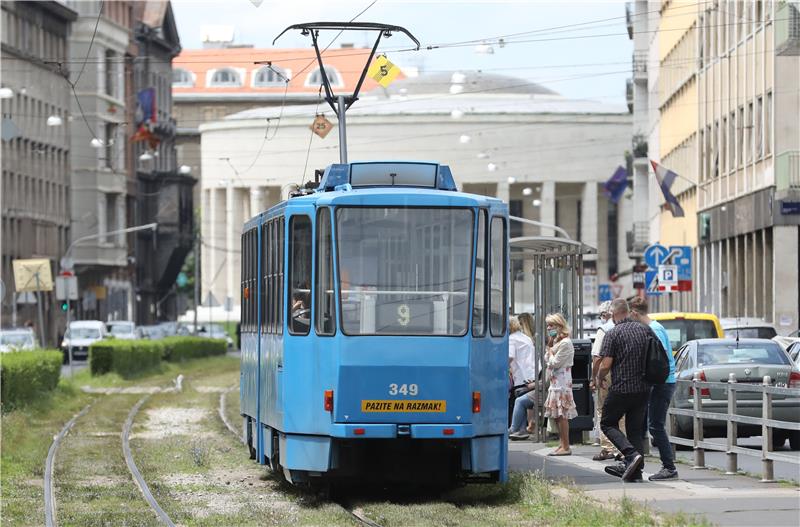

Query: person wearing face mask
[543,313,577,456]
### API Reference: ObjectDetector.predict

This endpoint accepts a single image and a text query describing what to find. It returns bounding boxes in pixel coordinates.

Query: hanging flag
[602,165,628,203]
[367,55,401,88]
[650,160,685,217]
[135,87,157,127]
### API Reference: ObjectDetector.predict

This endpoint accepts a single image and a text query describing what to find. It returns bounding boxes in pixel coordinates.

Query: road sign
[224,296,234,312]
[598,284,612,302]
[583,275,597,308]
[310,114,333,139]
[204,291,220,307]
[12,258,53,292]
[632,264,647,290]
[17,292,37,304]
[669,245,693,291]
[55,275,79,300]
[644,244,670,269]
[658,264,679,292]
[645,270,661,296]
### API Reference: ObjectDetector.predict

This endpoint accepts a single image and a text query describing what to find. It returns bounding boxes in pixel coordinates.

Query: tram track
[43,403,92,527]
[339,502,385,527]
[218,385,245,443]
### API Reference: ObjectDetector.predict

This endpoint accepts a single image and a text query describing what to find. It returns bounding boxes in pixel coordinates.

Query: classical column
[580,182,598,250]
[207,188,216,300]
[495,181,510,204]
[225,183,235,309]
[539,181,556,236]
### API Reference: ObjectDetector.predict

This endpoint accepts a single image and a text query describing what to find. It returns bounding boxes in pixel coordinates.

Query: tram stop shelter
[509,216,596,443]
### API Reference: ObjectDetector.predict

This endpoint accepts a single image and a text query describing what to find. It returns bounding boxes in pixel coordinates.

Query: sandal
[547,448,572,456]
[592,449,615,461]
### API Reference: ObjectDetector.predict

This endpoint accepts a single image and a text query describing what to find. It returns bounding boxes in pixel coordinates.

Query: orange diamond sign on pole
[310,114,334,139]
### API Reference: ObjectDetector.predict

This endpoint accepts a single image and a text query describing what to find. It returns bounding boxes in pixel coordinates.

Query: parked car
[61,320,106,362]
[650,312,723,353]
[672,338,800,449]
[139,325,165,340]
[156,321,178,337]
[106,320,142,340]
[0,328,37,352]
[200,323,234,349]
[788,341,800,364]
[721,317,777,339]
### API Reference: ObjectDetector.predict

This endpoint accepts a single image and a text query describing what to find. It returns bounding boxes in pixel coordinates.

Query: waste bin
[568,338,594,443]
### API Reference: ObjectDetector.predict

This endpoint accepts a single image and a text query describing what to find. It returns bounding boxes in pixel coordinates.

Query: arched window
[305,66,343,88]
[253,65,289,87]
[172,68,193,87]
[209,68,241,87]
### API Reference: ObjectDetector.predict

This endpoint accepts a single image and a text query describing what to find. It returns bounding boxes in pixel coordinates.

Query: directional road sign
[598,284,612,302]
[644,244,670,269]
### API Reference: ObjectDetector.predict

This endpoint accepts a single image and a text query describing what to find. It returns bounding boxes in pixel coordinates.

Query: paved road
[61,360,88,378]
[509,441,800,526]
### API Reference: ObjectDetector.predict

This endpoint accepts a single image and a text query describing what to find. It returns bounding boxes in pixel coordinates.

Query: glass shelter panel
[336,207,474,336]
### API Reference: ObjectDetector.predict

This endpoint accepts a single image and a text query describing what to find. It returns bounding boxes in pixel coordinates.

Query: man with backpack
[596,298,651,482]
[629,297,678,481]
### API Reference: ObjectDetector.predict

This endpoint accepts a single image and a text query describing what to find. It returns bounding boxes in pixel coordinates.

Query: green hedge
[89,340,162,378]
[89,337,225,377]
[161,336,227,362]
[0,350,62,410]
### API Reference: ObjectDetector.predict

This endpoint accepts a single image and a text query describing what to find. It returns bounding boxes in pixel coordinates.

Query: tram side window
[250,229,257,331]
[278,217,285,334]
[288,215,311,335]
[261,222,268,331]
[268,220,275,333]
[489,216,507,337]
[315,208,335,335]
[270,219,278,333]
[241,232,247,330]
[472,210,487,337]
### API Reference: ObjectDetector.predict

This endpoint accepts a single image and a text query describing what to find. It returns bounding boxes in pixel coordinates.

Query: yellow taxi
[649,312,724,353]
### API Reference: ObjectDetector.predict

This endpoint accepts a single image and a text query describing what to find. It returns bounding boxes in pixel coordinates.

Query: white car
[200,323,234,349]
[106,321,142,340]
[0,328,37,352]
[62,320,107,362]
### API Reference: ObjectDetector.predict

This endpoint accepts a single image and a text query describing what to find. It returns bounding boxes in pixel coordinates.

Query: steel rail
[219,386,245,443]
[122,394,176,527]
[44,404,92,527]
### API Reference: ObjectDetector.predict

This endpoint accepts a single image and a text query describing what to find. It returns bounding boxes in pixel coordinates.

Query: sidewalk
[509,441,800,527]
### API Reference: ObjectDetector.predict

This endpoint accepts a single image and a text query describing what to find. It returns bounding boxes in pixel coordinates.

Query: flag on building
[602,165,628,203]
[650,160,685,217]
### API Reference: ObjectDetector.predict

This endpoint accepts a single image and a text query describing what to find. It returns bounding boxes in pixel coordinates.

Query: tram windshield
[336,207,473,336]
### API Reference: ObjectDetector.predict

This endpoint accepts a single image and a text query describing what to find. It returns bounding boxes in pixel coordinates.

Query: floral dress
[543,337,578,420]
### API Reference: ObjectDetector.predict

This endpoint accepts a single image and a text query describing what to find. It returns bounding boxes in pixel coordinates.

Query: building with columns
[198,72,633,315]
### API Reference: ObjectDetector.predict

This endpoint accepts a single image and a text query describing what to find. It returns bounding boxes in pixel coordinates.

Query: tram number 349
[389,383,418,396]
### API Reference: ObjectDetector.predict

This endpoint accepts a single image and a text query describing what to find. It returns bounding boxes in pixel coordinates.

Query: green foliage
[89,340,162,379]
[161,336,227,362]
[0,350,63,411]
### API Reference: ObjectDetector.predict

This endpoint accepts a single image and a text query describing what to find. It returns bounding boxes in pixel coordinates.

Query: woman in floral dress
[544,312,577,455]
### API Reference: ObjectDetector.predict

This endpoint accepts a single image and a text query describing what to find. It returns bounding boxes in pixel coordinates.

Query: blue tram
[239,161,509,486]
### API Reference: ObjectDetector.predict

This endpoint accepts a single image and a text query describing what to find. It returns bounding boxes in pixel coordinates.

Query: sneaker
[592,449,615,461]
[604,463,625,478]
[648,467,678,481]
[614,452,625,461]
[622,454,644,482]
[509,431,530,441]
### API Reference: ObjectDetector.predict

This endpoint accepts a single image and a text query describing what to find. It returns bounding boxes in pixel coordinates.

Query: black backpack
[642,330,669,384]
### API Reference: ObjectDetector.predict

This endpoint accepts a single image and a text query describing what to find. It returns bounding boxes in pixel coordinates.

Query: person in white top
[508,316,535,387]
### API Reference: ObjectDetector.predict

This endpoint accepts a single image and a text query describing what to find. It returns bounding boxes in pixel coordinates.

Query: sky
[171,0,632,105]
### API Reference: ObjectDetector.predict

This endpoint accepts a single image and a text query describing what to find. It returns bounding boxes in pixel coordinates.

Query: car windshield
[68,327,101,339]
[1,333,33,347]
[207,325,225,335]
[723,327,777,339]
[697,343,790,366]
[336,207,474,336]
[659,319,718,351]
[109,324,134,335]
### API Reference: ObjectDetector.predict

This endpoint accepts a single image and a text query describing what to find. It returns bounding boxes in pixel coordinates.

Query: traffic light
[60,301,69,312]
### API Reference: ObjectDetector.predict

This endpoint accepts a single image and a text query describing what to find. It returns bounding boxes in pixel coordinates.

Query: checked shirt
[599,318,650,394]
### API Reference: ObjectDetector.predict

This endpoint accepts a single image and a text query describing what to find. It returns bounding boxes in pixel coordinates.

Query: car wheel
[789,431,800,451]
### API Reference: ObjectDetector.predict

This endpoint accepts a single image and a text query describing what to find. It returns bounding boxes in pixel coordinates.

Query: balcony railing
[776,1,800,56]
[776,150,800,191]
[626,220,649,257]
[632,51,648,81]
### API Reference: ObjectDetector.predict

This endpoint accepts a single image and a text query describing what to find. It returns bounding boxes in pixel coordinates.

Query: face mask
[547,329,558,338]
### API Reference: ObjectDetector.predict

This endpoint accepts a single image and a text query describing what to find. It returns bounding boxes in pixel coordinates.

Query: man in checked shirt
[596,298,651,482]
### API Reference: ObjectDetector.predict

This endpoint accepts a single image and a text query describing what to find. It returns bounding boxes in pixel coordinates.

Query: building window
[104,123,116,169]
[209,68,241,87]
[253,65,288,87]
[305,66,343,87]
[737,106,744,167]
[172,68,194,87]
[765,91,772,155]
[105,50,116,98]
[756,96,763,158]
[747,102,754,162]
